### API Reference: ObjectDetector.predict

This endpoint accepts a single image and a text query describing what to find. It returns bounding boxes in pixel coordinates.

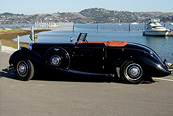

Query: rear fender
[116,54,169,77]
[117,54,161,67]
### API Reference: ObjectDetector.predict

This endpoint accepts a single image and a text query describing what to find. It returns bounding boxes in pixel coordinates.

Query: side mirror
[70,37,73,42]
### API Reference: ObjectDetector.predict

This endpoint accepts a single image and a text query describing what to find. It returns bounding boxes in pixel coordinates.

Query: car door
[70,43,105,73]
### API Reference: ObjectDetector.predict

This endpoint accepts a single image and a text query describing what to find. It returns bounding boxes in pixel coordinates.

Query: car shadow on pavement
[0,68,17,80]
[0,68,123,83]
[34,70,123,83]
[1,68,155,84]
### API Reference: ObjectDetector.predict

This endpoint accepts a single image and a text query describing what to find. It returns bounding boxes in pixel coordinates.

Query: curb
[0,39,17,53]
[1,45,17,53]
[0,40,1,52]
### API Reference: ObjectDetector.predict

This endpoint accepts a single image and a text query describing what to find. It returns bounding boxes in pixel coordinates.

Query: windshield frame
[77,33,88,43]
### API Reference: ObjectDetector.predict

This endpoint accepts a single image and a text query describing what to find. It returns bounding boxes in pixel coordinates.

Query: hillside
[1,8,173,24]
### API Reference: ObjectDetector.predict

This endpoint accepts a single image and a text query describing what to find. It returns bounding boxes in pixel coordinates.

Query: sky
[1,0,173,15]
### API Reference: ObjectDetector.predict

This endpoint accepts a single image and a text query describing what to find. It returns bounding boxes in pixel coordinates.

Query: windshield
[77,33,88,43]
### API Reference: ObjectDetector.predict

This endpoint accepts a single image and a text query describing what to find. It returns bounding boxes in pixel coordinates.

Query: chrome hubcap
[50,55,61,66]
[129,66,140,77]
[19,65,26,73]
[126,63,143,80]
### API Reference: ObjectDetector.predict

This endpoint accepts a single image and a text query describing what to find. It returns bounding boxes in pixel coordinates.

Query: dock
[21,22,74,31]
[34,22,74,30]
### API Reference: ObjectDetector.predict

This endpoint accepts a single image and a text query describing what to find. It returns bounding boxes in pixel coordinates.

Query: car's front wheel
[121,60,144,84]
[15,59,34,81]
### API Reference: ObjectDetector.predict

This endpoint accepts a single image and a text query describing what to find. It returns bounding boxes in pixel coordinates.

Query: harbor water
[13,23,173,63]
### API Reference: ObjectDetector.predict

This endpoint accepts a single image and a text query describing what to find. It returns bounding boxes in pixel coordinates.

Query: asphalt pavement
[1,51,173,116]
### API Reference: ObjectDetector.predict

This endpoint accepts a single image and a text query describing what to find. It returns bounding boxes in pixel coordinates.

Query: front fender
[9,47,72,75]
[9,47,45,66]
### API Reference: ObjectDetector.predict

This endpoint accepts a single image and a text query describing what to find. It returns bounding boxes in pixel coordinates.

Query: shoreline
[0,29,50,48]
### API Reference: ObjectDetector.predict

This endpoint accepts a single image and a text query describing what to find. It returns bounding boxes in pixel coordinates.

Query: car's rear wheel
[121,60,144,84]
[15,59,34,81]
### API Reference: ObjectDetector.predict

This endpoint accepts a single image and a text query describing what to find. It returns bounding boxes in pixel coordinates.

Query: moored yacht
[143,18,170,36]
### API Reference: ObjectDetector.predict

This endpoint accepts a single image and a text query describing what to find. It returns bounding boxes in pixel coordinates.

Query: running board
[57,68,116,78]
[40,62,116,78]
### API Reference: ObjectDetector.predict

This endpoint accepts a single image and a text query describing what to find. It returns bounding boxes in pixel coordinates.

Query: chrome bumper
[7,65,14,70]
[169,69,173,74]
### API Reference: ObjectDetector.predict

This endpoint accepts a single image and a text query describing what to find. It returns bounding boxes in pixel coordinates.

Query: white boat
[170,23,173,25]
[143,18,170,36]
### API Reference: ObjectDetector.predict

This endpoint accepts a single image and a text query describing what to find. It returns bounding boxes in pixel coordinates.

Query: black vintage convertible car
[9,33,172,84]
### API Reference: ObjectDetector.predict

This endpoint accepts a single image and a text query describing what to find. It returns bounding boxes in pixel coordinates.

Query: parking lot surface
[1,52,173,116]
